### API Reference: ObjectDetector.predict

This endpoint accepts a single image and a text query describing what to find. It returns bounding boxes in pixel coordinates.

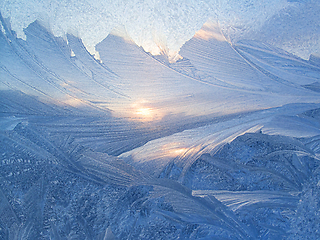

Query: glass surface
[1,1,320,239]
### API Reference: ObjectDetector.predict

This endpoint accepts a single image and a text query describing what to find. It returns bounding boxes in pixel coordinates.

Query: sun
[130,100,162,122]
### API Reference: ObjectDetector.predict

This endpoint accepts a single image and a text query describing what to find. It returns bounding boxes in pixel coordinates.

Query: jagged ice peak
[1,0,319,61]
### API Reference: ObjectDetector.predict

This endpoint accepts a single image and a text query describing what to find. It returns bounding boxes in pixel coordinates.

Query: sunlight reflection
[169,147,188,156]
[194,21,226,42]
[160,142,190,157]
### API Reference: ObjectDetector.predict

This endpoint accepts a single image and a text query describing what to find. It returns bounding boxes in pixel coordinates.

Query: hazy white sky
[1,0,319,60]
